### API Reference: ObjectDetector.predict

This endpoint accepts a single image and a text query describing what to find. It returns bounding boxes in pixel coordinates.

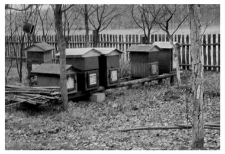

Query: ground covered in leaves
[5,71,220,150]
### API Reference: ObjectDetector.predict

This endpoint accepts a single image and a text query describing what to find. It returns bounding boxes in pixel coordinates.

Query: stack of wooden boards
[5,85,60,106]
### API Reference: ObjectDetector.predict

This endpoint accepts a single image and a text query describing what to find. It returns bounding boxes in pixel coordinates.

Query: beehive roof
[31,63,72,75]
[127,45,161,52]
[153,42,181,49]
[94,48,123,56]
[25,42,54,52]
[55,48,101,57]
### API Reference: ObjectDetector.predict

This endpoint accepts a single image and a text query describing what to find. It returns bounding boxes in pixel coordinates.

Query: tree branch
[5,4,33,11]
[172,13,189,35]
[61,4,75,12]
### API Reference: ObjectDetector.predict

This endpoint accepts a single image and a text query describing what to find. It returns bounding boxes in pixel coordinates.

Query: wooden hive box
[25,42,54,78]
[56,48,101,92]
[31,63,77,92]
[127,45,160,78]
[95,48,123,88]
[153,42,181,74]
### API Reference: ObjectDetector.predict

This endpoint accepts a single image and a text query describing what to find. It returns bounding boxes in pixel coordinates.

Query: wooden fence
[5,33,220,71]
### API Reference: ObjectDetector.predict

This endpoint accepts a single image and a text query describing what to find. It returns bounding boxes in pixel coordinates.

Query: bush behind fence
[5,33,220,71]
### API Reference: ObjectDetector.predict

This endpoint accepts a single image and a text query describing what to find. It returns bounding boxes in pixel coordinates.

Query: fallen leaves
[5,72,220,150]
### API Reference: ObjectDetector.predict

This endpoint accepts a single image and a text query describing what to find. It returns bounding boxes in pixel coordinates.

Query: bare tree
[62,5,81,47]
[84,4,89,47]
[189,4,204,150]
[80,4,97,47]
[5,4,33,11]
[37,5,54,42]
[5,4,38,83]
[153,4,189,86]
[89,4,121,47]
[130,4,160,44]
[51,4,74,110]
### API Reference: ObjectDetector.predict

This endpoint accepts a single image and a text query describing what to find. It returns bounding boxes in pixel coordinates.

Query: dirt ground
[5,71,220,150]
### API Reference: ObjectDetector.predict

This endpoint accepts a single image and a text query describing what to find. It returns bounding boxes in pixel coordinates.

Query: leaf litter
[5,71,220,150]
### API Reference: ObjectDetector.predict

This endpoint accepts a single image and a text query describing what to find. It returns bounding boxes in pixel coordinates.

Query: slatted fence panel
[5,33,220,71]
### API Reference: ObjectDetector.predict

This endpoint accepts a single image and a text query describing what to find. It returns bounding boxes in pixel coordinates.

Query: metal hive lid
[153,42,181,49]
[31,63,73,75]
[94,48,123,56]
[25,42,54,52]
[55,48,101,57]
[127,45,161,52]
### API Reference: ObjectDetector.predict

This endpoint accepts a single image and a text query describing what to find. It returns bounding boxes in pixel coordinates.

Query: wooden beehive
[25,42,54,64]
[25,42,54,78]
[95,48,123,88]
[56,48,101,91]
[153,42,181,73]
[127,45,160,78]
[31,64,77,92]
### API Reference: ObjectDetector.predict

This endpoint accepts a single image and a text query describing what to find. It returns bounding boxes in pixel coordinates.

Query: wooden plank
[115,35,118,49]
[186,35,190,70]
[151,34,154,43]
[125,35,128,60]
[118,73,176,87]
[122,35,126,61]
[215,34,219,71]
[166,34,169,41]
[110,34,112,47]
[174,34,177,42]
[162,34,165,42]
[213,34,217,71]
[154,34,158,42]
[136,35,139,45]
[178,35,181,68]
[208,34,212,71]
[203,35,207,71]
[182,35,185,70]
[159,34,162,41]
[132,34,135,44]
[107,34,110,47]
[218,34,220,71]
[119,35,121,51]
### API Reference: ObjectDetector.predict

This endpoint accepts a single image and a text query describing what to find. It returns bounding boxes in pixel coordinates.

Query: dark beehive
[25,42,54,78]
[127,45,160,78]
[31,64,77,92]
[152,42,181,74]
[25,42,54,64]
[56,48,101,91]
[95,48,123,88]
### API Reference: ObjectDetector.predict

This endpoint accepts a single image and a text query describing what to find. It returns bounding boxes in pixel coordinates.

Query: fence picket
[213,34,217,71]
[218,34,220,71]
[208,34,212,71]
[186,35,190,70]
[182,35,185,70]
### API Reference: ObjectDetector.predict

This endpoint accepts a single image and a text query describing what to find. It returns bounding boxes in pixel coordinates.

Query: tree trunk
[54,5,68,110]
[84,4,89,47]
[93,29,99,47]
[168,35,181,86]
[189,4,204,150]
[19,33,25,83]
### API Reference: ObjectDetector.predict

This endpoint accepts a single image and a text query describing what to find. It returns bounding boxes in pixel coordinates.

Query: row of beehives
[26,42,180,95]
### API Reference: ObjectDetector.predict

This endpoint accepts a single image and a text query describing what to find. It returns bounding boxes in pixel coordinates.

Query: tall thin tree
[84,4,89,47]
[52,4,74,110]
[189,4,204,149]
